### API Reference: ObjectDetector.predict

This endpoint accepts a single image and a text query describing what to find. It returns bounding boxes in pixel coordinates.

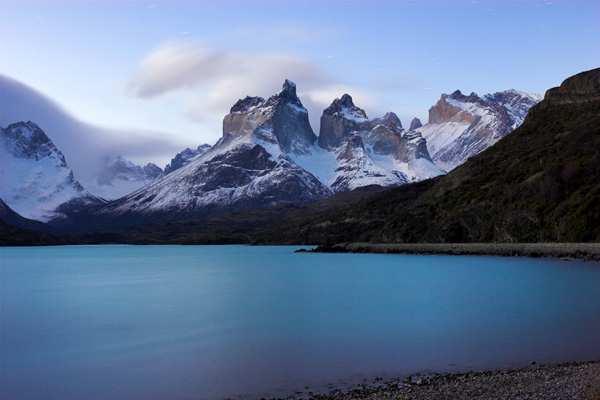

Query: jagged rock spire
[319,94,368,149]
[222,79,316,154]
[409,117,422,130]
[280,79,298,99]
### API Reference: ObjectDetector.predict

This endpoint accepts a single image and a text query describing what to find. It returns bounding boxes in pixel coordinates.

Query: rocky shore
[308,243,600,261]
[295,361,600,400]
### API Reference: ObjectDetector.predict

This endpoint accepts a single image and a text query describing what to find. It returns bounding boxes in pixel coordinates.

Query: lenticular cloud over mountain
[0,75,181,187]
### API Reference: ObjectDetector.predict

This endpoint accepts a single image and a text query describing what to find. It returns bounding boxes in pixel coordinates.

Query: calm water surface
[1,245,600,399]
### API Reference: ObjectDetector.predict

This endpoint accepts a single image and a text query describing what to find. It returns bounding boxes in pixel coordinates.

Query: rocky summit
[409,117,423,130]
[221,79,316,155]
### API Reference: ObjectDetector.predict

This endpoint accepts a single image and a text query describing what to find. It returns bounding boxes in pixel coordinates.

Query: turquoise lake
[1,245,600,399]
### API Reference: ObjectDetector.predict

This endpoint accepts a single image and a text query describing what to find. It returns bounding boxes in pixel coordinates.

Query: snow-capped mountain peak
[409,117,423,130]
[418,88,541,170]
[483,89,542,128]
[221,79,316,155]
[2,121,69,166]
[0,121,100,221]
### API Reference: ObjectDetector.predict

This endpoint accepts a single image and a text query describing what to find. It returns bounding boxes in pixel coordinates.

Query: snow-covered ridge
[1,80,540,221]
[97,80,544,217]
[418,89,540,170]
[0,121,101,221]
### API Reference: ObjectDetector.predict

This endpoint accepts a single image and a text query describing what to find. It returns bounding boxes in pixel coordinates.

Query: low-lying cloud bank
[0,75,182,186]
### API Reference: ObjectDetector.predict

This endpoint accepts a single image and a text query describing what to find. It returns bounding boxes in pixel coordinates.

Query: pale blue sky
[1,0,598,161]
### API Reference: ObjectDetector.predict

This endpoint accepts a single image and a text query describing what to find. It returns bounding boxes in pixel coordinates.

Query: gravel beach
[298,362,600,400]
[310,243,600,262]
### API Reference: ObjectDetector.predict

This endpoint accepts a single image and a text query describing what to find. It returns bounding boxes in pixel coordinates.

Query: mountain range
[0,78,539,228]
[260,67,600,244]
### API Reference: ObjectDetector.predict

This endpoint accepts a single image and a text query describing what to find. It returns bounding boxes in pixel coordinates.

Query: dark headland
[309,242,600,261]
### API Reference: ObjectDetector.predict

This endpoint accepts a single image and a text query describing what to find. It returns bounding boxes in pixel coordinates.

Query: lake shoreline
[295,361,600,400]
[307,242,600,261]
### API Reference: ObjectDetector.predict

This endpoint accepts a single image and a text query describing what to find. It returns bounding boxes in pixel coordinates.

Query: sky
[0,0,599,167]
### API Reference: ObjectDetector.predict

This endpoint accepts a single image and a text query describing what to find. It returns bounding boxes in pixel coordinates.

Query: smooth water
[1,245,600,399]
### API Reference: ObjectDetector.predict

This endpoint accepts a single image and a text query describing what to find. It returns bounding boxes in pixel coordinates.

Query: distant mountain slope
[0,198,49,232]
[88,155,163,199]
[0,121,103,221]
[0,199,62,245]
[266,68,600,243]
[0,74,180,190]
[164,144,211,175]
[417,89,540,171]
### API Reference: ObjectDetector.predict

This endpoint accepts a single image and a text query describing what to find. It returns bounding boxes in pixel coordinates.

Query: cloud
[0,74,182,187]
[129,40,380,132]
[129,41,328,99]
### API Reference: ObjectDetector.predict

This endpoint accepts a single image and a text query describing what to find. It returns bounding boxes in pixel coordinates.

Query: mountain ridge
[1,78,539,225]
[261,67,600,244]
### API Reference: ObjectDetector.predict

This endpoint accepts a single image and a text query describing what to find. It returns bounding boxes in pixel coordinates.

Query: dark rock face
[402,131,432,162]
[164,144,211,175]
[0,199,63,245]
[409,117,423,130]
[318,94,368,149]
[367,124,403,156]
[2,121,67,165]
[143,163,163,179]
[230,96,264,113]
[278,68,600,244]
[0,198,49,232]
[222,80,316,154]
[371,112,403,131]
[544,68,600,104]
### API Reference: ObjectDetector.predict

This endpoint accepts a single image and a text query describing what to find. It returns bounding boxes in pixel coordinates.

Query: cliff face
[222,80,316,154]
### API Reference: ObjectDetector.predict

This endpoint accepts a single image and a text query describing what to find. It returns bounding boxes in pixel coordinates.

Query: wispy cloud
[128,40,379,131]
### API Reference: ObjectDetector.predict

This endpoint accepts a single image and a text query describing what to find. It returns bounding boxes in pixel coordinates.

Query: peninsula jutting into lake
[1,1,600,399]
